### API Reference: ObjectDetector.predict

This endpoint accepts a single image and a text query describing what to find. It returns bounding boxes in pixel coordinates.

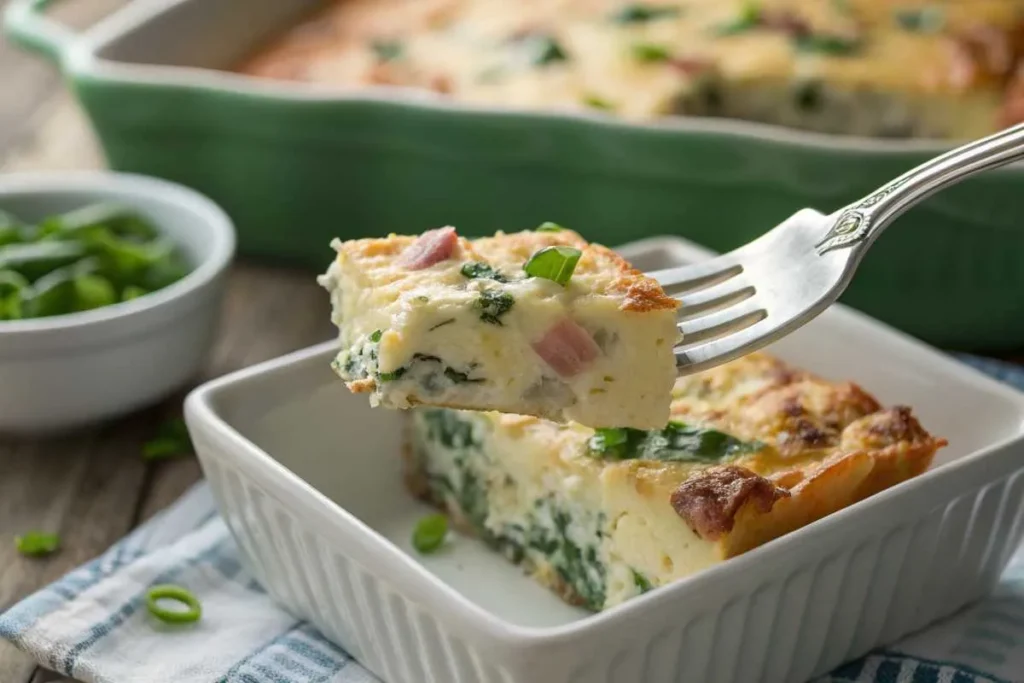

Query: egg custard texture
[239,0,1024,139]
[318,225,680,430]
[404,352,947,610]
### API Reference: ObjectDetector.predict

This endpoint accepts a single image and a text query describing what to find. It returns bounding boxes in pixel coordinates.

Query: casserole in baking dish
[185,236,1024,683]
[239,0,1024,140]
[6,0,1024,350]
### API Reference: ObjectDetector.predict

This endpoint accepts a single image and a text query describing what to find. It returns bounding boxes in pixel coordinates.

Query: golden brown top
[236,0,1024,133]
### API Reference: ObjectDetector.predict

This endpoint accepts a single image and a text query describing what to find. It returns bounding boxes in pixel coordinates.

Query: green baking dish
[5,0,1024,351]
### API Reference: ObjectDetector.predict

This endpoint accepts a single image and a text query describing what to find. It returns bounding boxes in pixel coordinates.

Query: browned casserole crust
[403,350,946,610]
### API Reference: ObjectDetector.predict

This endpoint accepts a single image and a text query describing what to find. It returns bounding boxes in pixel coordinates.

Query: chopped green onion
[583,94,614,110]
[121,285,149,301]
[630,42,672,62]
[15,531,60,557]
[146,584,202,624]
[143,418,193,461]
[369,329,383,343]
[523,246,582,286]
[610,3,680,24]
[370,39,403,62]
[632,569,653,593]
[73,274,117,311]
[460,262,508,282]
[535,222,565,233]
[714,1,761,34]
[792,33,861,55]
[412,513,449,553]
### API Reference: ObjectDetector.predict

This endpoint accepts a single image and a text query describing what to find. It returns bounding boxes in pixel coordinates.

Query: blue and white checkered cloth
[3,353,1024,683]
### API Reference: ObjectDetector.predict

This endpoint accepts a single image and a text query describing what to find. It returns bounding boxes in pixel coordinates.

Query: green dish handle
[3,0,75,64]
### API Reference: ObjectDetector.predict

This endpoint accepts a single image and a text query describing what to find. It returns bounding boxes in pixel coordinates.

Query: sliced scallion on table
[412,513,449,553]
[142,417,193,461]
[15,531,60,557]
[535,222,565,233]
[524,246,582,285]
[146,584,202,624]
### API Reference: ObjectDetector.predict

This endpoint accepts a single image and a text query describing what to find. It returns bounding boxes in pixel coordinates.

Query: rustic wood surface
[0,2,333,681]
[1,2,1023,683]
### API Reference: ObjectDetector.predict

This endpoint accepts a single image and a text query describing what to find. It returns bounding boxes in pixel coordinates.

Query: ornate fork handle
[816,123,1024,255]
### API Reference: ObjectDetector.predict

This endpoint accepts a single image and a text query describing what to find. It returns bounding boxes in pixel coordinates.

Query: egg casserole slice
[318,225,680,430]
[404,351,946,610]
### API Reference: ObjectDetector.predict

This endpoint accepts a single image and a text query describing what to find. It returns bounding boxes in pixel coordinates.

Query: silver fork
[650,122,1024,376]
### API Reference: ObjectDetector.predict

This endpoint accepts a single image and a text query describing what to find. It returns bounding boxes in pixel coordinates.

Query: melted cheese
[319,226,681,429]
[238,0,1024,138]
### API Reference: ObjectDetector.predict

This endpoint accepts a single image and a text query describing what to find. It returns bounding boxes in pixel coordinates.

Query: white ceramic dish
[0,172,235,433]
[186,236,1024,683]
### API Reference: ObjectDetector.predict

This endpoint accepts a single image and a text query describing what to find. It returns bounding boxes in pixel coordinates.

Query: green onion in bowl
[0,201,191,321]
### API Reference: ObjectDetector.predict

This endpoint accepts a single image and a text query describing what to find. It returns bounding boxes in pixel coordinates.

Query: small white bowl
[0,171,235,433]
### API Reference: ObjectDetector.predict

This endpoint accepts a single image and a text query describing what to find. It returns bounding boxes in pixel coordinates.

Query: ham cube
[532,317,601,378]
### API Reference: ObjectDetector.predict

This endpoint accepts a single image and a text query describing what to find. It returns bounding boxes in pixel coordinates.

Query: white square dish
[186,236,1024,683]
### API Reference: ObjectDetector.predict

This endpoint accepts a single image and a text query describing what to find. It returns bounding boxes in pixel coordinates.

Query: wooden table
[2,3,1024,683]
[0,2,334,681]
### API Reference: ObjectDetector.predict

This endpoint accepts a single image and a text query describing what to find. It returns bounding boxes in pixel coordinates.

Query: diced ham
[397,226,458,270]
[531,318,600,378]
[669,57,714,76]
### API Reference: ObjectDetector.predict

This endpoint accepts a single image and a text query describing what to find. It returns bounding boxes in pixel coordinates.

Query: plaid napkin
[3,354,1024,683]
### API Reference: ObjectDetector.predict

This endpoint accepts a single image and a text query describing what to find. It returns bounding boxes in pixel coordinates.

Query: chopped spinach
[632,569,653,593]
[460,261,508,282]
[792,32,861,55]
[369,329,383,343]
[519,33,569,66]
[609,3,680,24]
[588,421,761,462]
[631,42,672,62]
[419,408,480,450]
[794,81,823,112]
[428,318,455,331]
[476,289,514,325]
[894,7,944,33]
[444,367,485,384]
[370,39,403,62]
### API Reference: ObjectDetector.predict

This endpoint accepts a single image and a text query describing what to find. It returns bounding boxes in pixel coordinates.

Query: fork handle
[815,123,1024,254]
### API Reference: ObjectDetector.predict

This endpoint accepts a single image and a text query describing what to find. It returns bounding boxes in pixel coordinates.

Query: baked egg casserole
[318,224,680,430]
[404,352,946,610]
[238,0,1024,139]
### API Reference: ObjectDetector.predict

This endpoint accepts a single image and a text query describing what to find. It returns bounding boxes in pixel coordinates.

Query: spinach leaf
[476,289,514,325]
[588,421,761,462]
[461,261,508,282]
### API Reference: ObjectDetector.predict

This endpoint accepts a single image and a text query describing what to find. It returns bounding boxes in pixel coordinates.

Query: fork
[650,122,1024,376]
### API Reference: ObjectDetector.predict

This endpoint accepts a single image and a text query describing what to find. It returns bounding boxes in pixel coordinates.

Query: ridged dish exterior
[192,421,1024,683]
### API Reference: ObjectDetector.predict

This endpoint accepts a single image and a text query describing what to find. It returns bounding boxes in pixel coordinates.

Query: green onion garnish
[583,94,614,110]
[370,39,403,62]
[524,246,582,286]
[142,418,193,461]
[535,222,565,233]
[146,584,202,624]
[523,34,569,66]
[610,3,681,24]
[630,42,672,62]
[714,1,761,35]
[412,513,449,553]
[369,329,383,343]
[15,531,60,557]
[632,569,654,593]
